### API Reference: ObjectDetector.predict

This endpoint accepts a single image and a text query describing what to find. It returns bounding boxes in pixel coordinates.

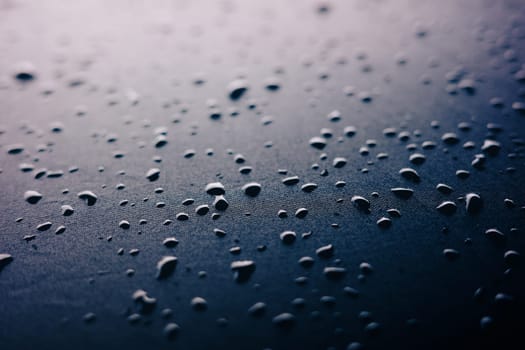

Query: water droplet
[145,168,160,181]
[163,237,179,248]
[272,313,295,329]
[77,190,97,206]
[323,267,346,280]
[119,220,130,229]
[309,136,327,150]
[195,205,210,216]
[344,126,356,137]
[264,76,281,91]
[175,212,189,221]
[282,176,300,186]
[441,132,460,145]
[301,183,318,193]
[163,323,180,340]
[327,110,342,122]
[24,190,42,204]
[504,250,520,267]
[278,209,288,218]
[465,193,482,214]
[280,231,296,244]
[481,139,501,156]
[387,208,401,217]
[239,166,252,174]
[443,248,460,260]
[471,154,486,170]
[183,149,195,158]
[485,228,505,241]
[347,342,364,350]
[231,260,256,283]
[213,195,229,211]
[227,79,248,100]
[390,188,414,199]
[153,135,167,148]
[436,201,457,215]
[316,244,334,258]
[298,256,315,268]
[436,183,454,194]
[248,302,266,317]
[37,222,52,231]
[83,312,96,324]
[156,256,178,279]
[191,297,208,311]
[13,62,36,82]
[480,316,493,330]
[0,254,13,270]
[399,168,420,182]
[458,79,476,94]
[351,196,370,213]
[182,198,194,205]
[205,182,225,195]
[127,313,141,324]
[295,208,308,218]
[242,182,261,197]
[364,321,381,335]
[333,157,347,168]
[360,262,374,274]
[409,153,426,165]
[214,228,226,237]
[132,289,157,314]
[376,217,392,229]
[6,144,24,155]
[456,170,470,179]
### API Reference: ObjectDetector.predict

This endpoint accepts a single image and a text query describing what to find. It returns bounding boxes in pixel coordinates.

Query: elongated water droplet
[242,182,261,197]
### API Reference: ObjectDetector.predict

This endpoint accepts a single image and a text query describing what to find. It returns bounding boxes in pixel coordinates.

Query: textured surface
[1,0,525,349]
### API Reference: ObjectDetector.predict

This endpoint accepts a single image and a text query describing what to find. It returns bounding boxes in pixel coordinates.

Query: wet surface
[1,0,525,349]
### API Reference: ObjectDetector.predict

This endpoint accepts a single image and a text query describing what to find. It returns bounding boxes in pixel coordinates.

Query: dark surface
[1,0,525,349]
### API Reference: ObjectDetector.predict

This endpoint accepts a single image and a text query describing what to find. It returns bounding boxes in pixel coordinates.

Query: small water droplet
[280,231,296,244]
[77,190,97,206]
[37,221,52,231]
[163,323,180,340]
[309,136,327,150]
[242,182,261,197]
[145,168,160,181]
[390,188,414,199]
[213,195,229,211]
[272,313,295,329]
[227,79,248,100]
[436,201,457,215]
[156,256,178,279]
[231,260,256,283]
[191,297,208,311]
[24,190,42,204]
[323,266,346,280]
[205,182,225,195]
[248,302,266,317]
